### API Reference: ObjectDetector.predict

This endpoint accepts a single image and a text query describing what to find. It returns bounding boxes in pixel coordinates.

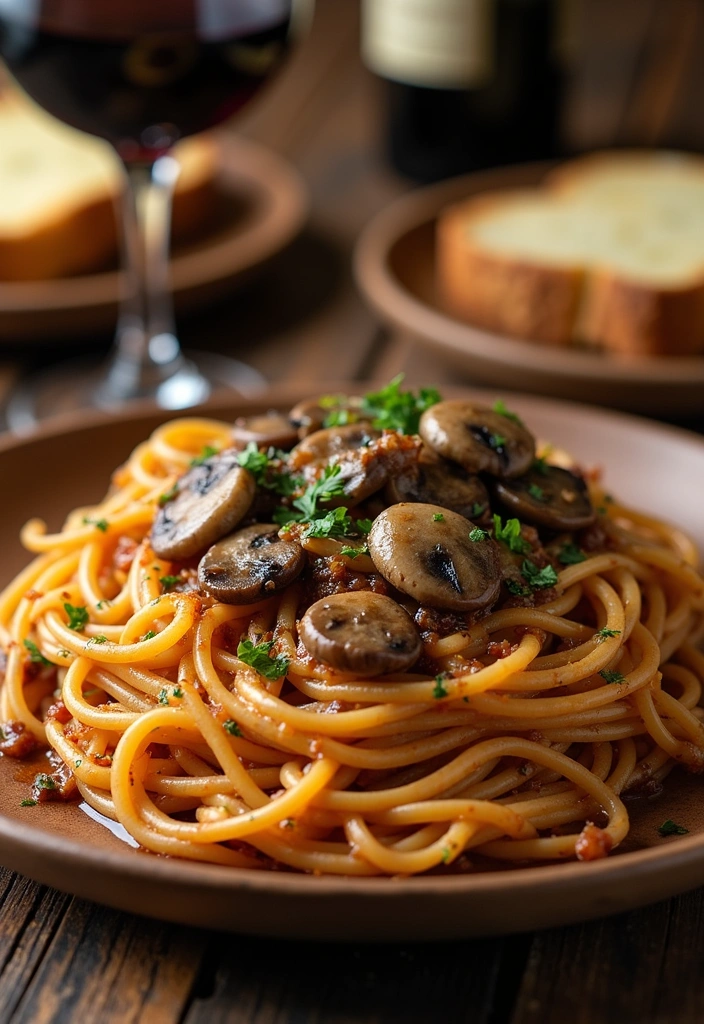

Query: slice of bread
[437,152,704,356]
[0,86,219,281]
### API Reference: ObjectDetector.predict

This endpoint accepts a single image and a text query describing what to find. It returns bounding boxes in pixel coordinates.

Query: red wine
[0,2,293,162]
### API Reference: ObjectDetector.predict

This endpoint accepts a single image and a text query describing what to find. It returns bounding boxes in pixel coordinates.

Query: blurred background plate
[354,163,704,416]
[0,133,307,342]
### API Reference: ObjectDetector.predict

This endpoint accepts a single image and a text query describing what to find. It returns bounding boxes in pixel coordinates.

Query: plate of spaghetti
[0,382,703,941]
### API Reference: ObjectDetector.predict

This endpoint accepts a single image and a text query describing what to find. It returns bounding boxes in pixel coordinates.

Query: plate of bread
[0,86,307,341]
[355,154,704,415]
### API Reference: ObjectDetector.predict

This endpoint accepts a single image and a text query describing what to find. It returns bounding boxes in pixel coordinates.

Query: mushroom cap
[152,450,256,560]
[385,452,489,520]
[493,465,596,531]
[419,400,535,478]
[231,412,299,451]
[290,424,390,506]
[368,503,501,611]
[198,524,306,604]
[298,591,421,676]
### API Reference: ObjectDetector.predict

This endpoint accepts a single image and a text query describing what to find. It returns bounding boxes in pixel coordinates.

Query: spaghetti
[1,385,703,876]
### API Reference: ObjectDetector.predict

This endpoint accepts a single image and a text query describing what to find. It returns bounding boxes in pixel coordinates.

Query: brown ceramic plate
[0,134,307,341]
[354,164,704,417]
[0,387,703,941]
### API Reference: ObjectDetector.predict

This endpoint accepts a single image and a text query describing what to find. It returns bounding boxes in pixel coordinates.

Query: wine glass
[0,0,311,429]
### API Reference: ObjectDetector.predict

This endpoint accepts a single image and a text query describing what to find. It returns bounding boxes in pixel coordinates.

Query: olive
[232,412,298,451]
[419,400,535,478]
[493,465,595,531]
[298,592,421,675]
[385,450,489,520]
[368,503,501,611]
[198,524,306,604]
[289,396,364,437]
[152,450,255,560]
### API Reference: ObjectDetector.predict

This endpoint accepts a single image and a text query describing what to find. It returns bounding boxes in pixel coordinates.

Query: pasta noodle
[1,392,703,877]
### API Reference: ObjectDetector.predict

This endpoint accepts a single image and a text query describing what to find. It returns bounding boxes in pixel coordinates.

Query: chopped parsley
[86,635,108,646]
[223,719,242,737]
[469,527,488,542]
[532,457,550,476]
[20,799,37,807]
[558,543,586,565]
[159,574,181,589]
[489,433,507,450]
[433,512,444,522]
[82,516,109,532]
[492,399,523,426]
[600,670,625,685]
[190,445,218,466]
[158,483,178,506]
[57,649,71,659]
[440,847,452,864]
[323,408,355,428]
[23,639,50,666]
[34,773,56,791]
[236,441,270,480]
[471,503,485,518]
[657,819,689,837]
[340,545,369,558]
[96,600,111,610]
[432,675,449,699]
[594,627,621,643]
[520,561,558,590]
[356,518,373,535]
[360,374,441,435]
[64,603,88,631]
[237,639,290,681]
[141,630,157,642]
[301,506,356,540]
[172,686,184,699]
[493,515,530,555]
[527,484,546,502]
[157,688,170,705]
[505,579,532,597]
[275,464,346,527]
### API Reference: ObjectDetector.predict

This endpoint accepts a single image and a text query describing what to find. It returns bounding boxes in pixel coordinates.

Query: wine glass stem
[99,156,189,405]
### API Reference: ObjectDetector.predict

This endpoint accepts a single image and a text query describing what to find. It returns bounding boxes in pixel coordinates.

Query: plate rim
[1,385,704,936]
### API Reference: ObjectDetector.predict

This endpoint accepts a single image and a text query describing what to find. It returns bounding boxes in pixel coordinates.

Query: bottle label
[362,0,494,89]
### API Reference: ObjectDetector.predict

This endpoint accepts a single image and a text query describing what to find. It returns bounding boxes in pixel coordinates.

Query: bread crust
[436,156,704,357]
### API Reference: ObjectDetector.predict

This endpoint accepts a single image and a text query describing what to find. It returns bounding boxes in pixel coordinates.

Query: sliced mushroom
[385,450,489,520]
[289,395,364,437]
[290,424,416,506]
[232,411,298,451]
[198,524,306,604]
[493,465,595,531]
[298,591,421,675]
[368,503,501,611]
[419,400,535,478]
[152,451,256,560]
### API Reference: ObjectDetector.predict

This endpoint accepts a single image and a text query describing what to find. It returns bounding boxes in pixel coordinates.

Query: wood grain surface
[1,1,704,1021]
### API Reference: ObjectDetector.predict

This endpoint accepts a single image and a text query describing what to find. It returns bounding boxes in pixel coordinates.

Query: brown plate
[0,134,307,341]
[1,387,703,941]
[354,164,704,417]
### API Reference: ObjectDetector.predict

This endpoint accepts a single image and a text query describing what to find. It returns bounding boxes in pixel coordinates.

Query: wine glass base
[4,351,267,434]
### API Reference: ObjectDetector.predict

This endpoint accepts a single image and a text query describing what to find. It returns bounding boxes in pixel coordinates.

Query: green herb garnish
[493,515,530,554]
[492,399,523,426]
[532,457,550,476]
[558,543,586,565]
[470,503,485,518]
[82,516,109,532]
[505,579,532,597]
[157,688,170,705]
[600,670,625,684]
[23,639,50,666]
[237,639,290,681]
[86,635,108,646]
[159,575,181,589]
[190,445,218,467]
[158,483,178,506]
[34,773,56,791]
[20,799,37,807]
[489,433,507,450]
[432,675,449,699]
[433,513,444,522]
[64,603,88,631]
[340,545,369,558]
[360,374,441,435]
[520,561,559,590]
[223,720,242,737]
[594,627,621,643]
[657,819,689,837]
[469,527,488,542]
[236,441,270,481]
[527,484,546,502]
[141,630,157,642]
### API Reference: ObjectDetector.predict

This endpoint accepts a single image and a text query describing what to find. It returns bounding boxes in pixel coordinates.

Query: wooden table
[2,2,704,1020]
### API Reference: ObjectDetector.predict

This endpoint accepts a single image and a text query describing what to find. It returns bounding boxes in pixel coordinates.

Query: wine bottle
[362,0,569,183]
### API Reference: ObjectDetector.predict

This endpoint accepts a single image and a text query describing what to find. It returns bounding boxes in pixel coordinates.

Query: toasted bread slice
[437,151,704,356]
[0,86,219,281]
